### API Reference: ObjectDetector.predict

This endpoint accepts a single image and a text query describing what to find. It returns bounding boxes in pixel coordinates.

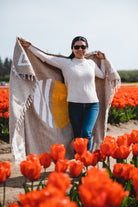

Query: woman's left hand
[96,51,105,59]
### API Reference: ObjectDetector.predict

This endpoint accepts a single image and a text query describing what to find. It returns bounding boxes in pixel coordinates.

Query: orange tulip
[130,129,138,144]
[0,161,11,183]
[50,143,66,163]
[133,178,138,201]
[19,184,78,207]
[0,165,6,183]
[47,172,71,193]
[20,160,42,181]
[45,184,67,197]
[113,163,123,179]
[132,143,138,156]
[39,196,78,207]
[91,153,99,166]
[20,160,28,177]
[121,164,135,180]
[92,149,106,162]
[129,167,138,180]
[74,153,81,161]
[113,163,135,181]
[39,152,51,168]
[79,167,128,207]
[82,167,110,185]
[25,162,42,181]
[86,166,107,178]
[111,87,138,109]
[112,145,131,159]
[19,189,46,207]
[69,160,84,177]
[2,161,11,178]
[73,138,88,154]
[104,136,116,143]
[3,111,9,119]
[0,89,9,118]
[80,151,92,167]
[100,136,117,156]
[117,134,131,147]
[55,159,68,173]
[79,182,107,207]
[90,150,106,166]
[132,173,138,193]
[27,154,40,164]
[107,182,129,207]
[6,203,21,207]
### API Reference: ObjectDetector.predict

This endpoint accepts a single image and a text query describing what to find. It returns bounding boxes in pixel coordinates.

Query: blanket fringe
[11,62,37,131]
[108,79,121,106]
[104,78,121,139]
[16,83,37,131]
[11,64,22,79]
[12,64,35,81]
[16,95,32,131]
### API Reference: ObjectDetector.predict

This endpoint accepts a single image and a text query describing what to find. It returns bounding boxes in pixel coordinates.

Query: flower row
[0,89,9,119]
[112,87,138,109]
[0,86,138,119]
[0,129,138,207]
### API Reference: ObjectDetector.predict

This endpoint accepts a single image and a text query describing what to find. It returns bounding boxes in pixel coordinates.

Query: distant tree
[3,57,12,75]
[0,57,12,82]
[118,70,138,83]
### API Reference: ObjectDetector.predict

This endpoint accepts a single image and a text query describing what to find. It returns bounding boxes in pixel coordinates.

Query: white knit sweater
[29,45,106,103]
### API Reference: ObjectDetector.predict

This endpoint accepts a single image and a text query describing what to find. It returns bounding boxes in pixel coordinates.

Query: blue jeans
[68,102,99,151]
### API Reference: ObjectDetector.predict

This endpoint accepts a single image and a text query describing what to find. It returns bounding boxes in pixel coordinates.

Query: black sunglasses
[73,45,87,50]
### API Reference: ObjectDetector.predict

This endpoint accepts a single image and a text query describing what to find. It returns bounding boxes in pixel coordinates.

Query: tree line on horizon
[0,56,138,83]
[0,57,12,83]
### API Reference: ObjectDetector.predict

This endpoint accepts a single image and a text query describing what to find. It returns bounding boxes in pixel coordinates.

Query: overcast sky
[0,0,138,70]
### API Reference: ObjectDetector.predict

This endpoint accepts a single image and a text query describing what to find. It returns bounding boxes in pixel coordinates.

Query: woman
[19,36,106,151]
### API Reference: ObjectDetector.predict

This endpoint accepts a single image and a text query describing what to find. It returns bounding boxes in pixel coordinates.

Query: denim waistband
[68,102,99,106]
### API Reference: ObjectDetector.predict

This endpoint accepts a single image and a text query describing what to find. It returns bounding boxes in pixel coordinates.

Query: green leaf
[36,179,46,190]
[22,182,30,194]
[131,155,138,168]
[102,160,113,178]
[120,196,128,207]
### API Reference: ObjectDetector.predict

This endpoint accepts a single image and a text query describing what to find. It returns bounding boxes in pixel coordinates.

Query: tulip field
[108,86,138,124]
[0,133,138,207]
[0,88,9,138]
[0,84,138,207]
[0,85,138,138]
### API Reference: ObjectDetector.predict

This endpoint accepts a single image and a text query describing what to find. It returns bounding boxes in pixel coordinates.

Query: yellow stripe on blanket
[52,80,70,129]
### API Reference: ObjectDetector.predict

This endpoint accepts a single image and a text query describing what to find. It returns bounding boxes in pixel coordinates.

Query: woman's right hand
[18,38,31,47]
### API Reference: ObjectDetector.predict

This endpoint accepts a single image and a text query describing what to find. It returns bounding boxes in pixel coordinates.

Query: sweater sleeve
[95,59,106,79]
[28,45,67,70]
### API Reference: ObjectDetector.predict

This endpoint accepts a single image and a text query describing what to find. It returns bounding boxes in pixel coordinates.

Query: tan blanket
[9,37,121,164]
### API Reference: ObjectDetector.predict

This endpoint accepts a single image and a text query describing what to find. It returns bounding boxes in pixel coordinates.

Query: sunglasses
[73,45,87,50]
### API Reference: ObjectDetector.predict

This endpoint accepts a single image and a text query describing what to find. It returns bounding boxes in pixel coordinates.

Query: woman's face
[72,40,87,59]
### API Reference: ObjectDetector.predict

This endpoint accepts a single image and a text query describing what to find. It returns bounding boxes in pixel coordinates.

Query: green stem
[3,181,6,207]
[117,158,124,163]
[107,156,110,168]
[134,155,138,168]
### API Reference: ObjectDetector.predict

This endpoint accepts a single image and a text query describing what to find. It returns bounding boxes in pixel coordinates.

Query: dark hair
[68,36,89,59]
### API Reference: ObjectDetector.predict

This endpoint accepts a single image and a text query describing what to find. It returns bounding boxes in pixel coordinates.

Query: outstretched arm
[18,38,67,70]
